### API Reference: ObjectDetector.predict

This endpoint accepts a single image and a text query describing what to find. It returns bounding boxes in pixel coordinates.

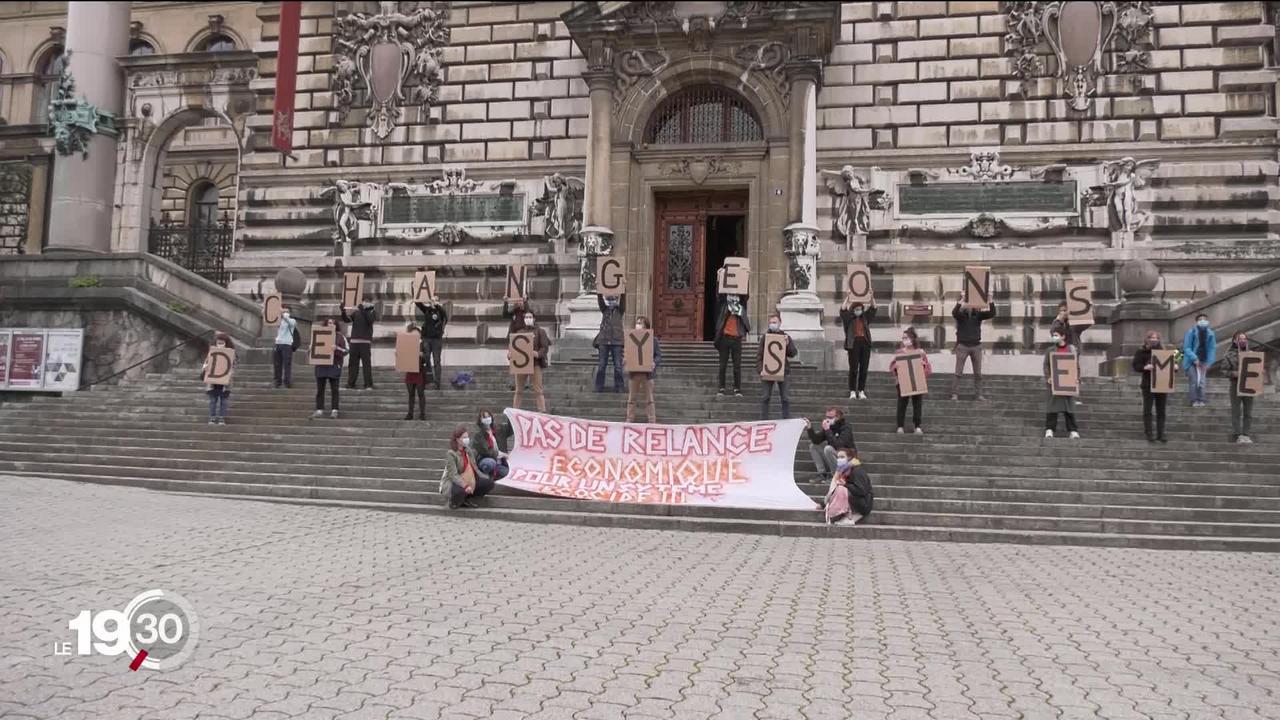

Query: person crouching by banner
[803,406,857,484]
[471,409,512,480]
[626,316,662,424]
[403,322,427,421]
[1133,331,1168,443]
[203,333,235,425]
[1222,331,1256,444]
[511,309,551,413]
[758,313,797,419]
[314,318,349,420]
[443,426,494,509]
[1043,331,1080,439]
[824,450,873,526]
[889,328,930,435]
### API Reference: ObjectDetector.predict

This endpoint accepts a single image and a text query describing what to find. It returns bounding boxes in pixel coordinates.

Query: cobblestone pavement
[2,476,1279,720]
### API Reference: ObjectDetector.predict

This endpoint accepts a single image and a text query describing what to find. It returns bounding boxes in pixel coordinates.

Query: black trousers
[449,475,495,507]
[760,380,790,419]
[406,382,426,417]
[1045,412,1078,432]
[847,343,871,392]
[424,337,444,387]
[346,343,373,388]
[896,392,923,429]
[1141,387,1167,437]
[315,377,340,410]
[717,338,742,391]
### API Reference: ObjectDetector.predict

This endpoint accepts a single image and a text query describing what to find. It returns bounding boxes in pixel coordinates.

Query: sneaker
[1069,431,1081,439]
[217,417,226,425]
[913,428,924,435]
[418,415,426,422]
[208,418,217,425]
[841,513,862,526]
[717,388,726,397]
[330,410,340,419]
[849,391,857,400]
[858,391,868,400]
[404,412,414,420]
[1044,429,1054,438]
[1158,435,1167,443]
[896,427,905,434]
[734,389,743,397]
[1239,435,1254,444]
[462,499,478,508]
[976,395,989,402]
[285,383,292,389]
[312,410,323,418]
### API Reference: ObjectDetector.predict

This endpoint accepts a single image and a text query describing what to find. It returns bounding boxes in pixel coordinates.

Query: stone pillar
[777,60,824,351]
[565,62,616,341]
[1101,259,1167,377]
[45,1,130,255]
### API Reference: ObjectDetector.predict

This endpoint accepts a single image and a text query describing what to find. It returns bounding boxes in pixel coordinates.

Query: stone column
[1101,259,1167,377]
[565,63,616,341]
[777,60,824,350]
[45,1,130,255]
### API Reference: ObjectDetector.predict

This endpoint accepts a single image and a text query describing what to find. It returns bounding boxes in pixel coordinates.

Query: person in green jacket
[441,426,495,509]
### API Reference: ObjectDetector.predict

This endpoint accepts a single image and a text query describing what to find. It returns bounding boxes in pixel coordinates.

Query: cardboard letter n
[506,265,527,302]
[963,266,990,310]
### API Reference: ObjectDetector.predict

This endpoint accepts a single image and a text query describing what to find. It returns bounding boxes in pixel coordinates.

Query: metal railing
[78,330,213,391]
[147,220,233,287]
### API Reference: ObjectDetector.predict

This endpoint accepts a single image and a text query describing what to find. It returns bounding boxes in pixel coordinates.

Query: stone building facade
[3,1,1279,374]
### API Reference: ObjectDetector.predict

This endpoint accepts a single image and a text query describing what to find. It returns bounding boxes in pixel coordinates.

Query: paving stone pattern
[3,475,1279,720]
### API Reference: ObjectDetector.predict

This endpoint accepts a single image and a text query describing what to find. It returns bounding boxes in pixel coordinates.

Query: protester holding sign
[625,316,662,424]
[471,409,513,480]
[503,299,530,393]
[951,301,996,401]
[714,292,750,396]
[594,293,626,393]
[1132,331,1170,443]
[442,426,495,510]
[802,407,857,483]
[839,298,876,400]
[341,301,377,391]
[1221,331,1257,444]
[313,318,349,419]
[400,323,428,421]
[889,328,931,434]
[1043,331,1081,439]
[757,313,798,419]
[1051,300,1092,407]
[510,310,551,412]
[202,333,236,425]
[272,306,298,389]
[1182,314,1217,408]
[414,300,447,391]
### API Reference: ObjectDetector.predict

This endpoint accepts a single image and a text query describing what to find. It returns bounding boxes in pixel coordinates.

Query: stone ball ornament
[274,266,307,297]
[1117,258,1159,295]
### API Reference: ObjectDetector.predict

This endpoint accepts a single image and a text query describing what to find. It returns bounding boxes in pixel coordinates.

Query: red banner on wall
[271,0,302,154]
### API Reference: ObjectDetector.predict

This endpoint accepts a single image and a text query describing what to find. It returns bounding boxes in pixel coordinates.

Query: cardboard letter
[203,347,235,386]
[1238,351,1265,397]
[845,263,873,305]
[508,332,535,375]
[412,271,437,303]
[962,265,991,311]
[596,256,625,296]
[893,351,929,397]
[1050,352,1080,396]
[1150,349,1177,394]
[262,293,283,324]
[395,331,421,372]
[719,258,750,295]
[342,272,364,308]
[624,329,655,373]
[309,325,336,365]
[505,264,526,302]
[760,333,787,381]
[1065,280,1094,326]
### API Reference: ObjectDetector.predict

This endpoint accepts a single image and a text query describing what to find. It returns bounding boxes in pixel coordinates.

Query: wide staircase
[0,358,1276,551]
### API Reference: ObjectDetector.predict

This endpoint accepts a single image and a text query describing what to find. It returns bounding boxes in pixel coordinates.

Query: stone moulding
[660,156,742,185]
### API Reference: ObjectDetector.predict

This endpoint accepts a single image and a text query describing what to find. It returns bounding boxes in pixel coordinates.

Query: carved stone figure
[531,173,584,242]
[47,51,118,159]
[1095,156,1160,234]
[821,166,889,240]
[783,224,820,293]
[320,180,378,246]
[332,1,450,138]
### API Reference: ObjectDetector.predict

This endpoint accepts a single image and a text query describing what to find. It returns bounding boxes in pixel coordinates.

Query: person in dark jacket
[1221,331,1256,444]
[414,300,447,390]
[1132,331,1169,443]
[1051,300,1091,407]
[1043,330,1080,439]
[839,298,876,400]
[595,293,626,393]
[757,312,798,419]
[511,309,551,412]
[952,301,997,401]
[714,292,750,396]
[803,406,857,482]
[202,332,236,425]
[503,299,529,392]
[470,409,512,480]
[341,301,376,390]
[402,322,427,421]
[822,451,873,525]
[313,317,349,419]
[441,426,494,510]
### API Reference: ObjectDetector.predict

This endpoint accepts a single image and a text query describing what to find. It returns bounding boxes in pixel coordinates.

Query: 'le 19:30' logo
[55,589,201,671]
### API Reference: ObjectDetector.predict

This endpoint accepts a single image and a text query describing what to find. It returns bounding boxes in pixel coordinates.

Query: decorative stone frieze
[660,156,741,185]
[48,51,119,159]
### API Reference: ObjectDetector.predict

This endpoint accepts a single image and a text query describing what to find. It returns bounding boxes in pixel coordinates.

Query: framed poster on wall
[8,332,45,389]
[0,328,84,392]
[0,330,10,388]
[42,330,83,391]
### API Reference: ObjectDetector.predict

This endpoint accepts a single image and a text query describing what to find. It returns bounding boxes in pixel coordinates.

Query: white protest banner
[501,409,818,511]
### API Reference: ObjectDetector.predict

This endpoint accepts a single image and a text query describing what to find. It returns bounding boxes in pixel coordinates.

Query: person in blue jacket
[1181,314,1216,407]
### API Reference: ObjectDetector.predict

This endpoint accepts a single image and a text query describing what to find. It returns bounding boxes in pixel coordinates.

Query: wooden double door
[652,192,748,341]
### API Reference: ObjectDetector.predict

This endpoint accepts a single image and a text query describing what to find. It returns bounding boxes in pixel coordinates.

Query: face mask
[460,436,470,447]
[1148,340,1160,348]
[902,338,912,348]
[606,298,617,307]
[1238,339,1248,348]
[282,312,290,319]
[635,324,645,330]
[1052,335,1064,345]
[768,322,780,331]
[523,316,534,325]
[481,417,492,426]
[216,342,226,348]
[853,309,863,317]
[727,298,742,315]
[1197,319,1209,328]
[836,459,850,470]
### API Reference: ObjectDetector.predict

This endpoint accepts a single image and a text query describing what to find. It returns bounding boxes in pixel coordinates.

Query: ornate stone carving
[48,51,119,159]
[1004,1,1153,110]
[531,173,584,242]
[129,67,255,88]
[333,1,451,139]
[433,223,467,246]
[577,226,614,294]
[966,213,1003,239]
[783,223,820,293]
[423,167,480,195]
[1088,156,1160,238]
[660,156,741,185]
[957,149,1014,182]
[612,48,668,103]
[734,41,789,98]
[821,165,890,241]
[321,179,381,248]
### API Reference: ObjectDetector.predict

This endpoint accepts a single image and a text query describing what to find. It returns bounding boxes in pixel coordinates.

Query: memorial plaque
[899,181,1078,216]
[382,193,525,225]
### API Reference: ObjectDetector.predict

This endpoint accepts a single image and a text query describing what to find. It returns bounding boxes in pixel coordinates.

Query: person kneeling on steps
[442,426,494,509]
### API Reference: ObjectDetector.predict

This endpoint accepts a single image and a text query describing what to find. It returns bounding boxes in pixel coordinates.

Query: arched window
[129,39,156,56]
[189,182,220,227]
[197,33,235,52]
[645,85,763,145]
[33,45,65,125]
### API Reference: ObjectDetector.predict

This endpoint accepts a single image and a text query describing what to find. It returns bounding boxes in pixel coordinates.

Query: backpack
[848,467,874,517]
[290,325,301,352]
